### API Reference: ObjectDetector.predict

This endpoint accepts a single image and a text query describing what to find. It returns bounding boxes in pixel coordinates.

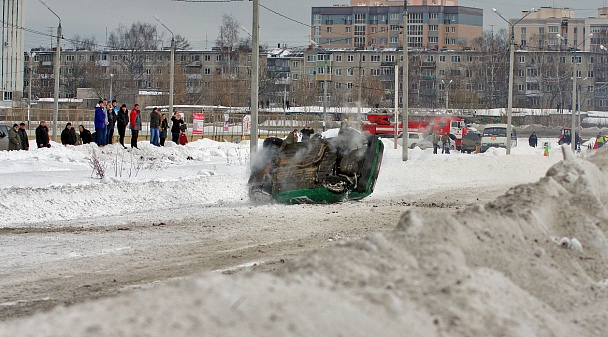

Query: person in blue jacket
[94,100,107,146]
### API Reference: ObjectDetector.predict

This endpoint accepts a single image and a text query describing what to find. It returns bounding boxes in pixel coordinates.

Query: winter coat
[528,134,538,147]
[80,127,92,144]
[441,133,450,144]
[150,111,161,129]
[300,127,315,140]
[130,109,141,131]
[35,125,49,147]
[117,108,129,128]
[61,127,77,145]
[107,107,117,127]
[94,106,106,129]
[171,116,183,133]
[18,128,28,150]
[432,132,440,144]
[8,127,20,150]
[160,118,169,139]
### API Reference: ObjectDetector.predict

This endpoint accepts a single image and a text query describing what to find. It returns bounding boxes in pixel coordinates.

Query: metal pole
[170,36,175,114]
[109,74,113,101]
[323,59,328,131]
[571,62,577,152]
[401,1,409,161]
[28,52,35,129]
[394,65,399,149]
[52,23,61,141]
[250,0,260,158]
[357,53,363,127]
[506,25,514,155]
[445,84,449,112]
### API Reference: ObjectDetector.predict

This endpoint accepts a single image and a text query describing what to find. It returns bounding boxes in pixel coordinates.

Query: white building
[1,0,24,105]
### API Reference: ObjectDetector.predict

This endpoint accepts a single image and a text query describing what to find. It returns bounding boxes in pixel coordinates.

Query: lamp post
[557,33,593,152]
[28,52,36,129]
[441,79,453,112]
[311,40,329,131]
[155,15,175,115]
[109,73,114,101]
[401,0,409,161]
[250,0,260,157]
[493,7,536,155]
[39,0,61,141]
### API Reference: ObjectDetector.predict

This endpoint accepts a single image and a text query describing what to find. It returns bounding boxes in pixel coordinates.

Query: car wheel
[410,143,417,149]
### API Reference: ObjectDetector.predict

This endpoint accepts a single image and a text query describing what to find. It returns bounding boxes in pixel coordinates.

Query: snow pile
[2,146,608,336]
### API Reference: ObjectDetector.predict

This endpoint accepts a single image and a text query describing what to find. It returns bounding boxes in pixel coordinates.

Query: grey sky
[24,0,606,51]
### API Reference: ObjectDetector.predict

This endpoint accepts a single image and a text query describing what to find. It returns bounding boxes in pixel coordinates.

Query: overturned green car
[248,129,384,204]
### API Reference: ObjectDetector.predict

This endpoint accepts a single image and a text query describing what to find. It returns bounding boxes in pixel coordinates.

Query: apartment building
[311,0,482,50]
[510,7,608,53]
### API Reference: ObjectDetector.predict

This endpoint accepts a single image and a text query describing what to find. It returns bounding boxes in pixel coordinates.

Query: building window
[292,73,299,80]
[519,55,525,63]
[204,68,211,75]
[191,55,200,62]
[204,55,211,62]
[3,91,12,101]
[335,68,342,75]
[347,55,354,62]
[336,55,342,62]
[439,55,446,62]
[327,27,332,33]
[66,55,74,62]
[347,68,354,76]
[549,26,559,33]
[451,55,460,62]
[307,55,317,62]
[346,27,351,33]
[292,61,299,68]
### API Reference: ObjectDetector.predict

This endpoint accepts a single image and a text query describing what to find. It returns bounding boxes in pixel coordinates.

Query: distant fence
[0,107,343,142]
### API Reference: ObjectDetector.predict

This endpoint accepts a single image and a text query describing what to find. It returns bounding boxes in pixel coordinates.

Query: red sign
[193,113,205,135]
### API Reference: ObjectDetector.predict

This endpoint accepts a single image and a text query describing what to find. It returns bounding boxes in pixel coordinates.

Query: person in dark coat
[35,120,51,148]
[149,107,161,146]
[300,124,315,141]
[18,123,29,150]
[8,124,21,150]
[160,113,169,146]
[107,100,118,144]
[170,110,184,144]
[79,125,92,144]
[116,104,129,148]
[61,122,77,145]
[528,132,538,148]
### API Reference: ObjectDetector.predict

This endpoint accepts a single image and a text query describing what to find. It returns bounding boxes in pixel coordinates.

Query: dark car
[0,124,9,151]
[460,131,481,154]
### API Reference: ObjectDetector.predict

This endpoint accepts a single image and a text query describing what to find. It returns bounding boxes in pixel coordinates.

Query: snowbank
[2,146,608,336]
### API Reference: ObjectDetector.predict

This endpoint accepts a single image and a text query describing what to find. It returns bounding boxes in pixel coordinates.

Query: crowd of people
[7,100,189,151]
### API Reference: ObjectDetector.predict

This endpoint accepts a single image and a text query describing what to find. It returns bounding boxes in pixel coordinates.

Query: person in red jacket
[130,104,141,149]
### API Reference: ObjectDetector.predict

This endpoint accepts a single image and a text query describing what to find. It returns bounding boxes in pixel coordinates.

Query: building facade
[311,0,482,50]
[2,0,24,104]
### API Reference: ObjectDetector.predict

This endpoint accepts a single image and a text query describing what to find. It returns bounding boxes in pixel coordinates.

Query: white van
[480,124,517,152]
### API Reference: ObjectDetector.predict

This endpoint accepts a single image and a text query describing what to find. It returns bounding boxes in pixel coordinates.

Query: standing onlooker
[107,100,118,144]
[597,132,606,149]
[300,124,315,141]
[149,107,161,146]
[528,132,538,148]
[18,123,29,151]
[8,123,21,150]
[432,131,440,154]
[35,120,51,148]
[170,110,183,144]
[79,125,92,144]
[441,133,451,154]
[130,104,141,149]
[61,122,77,145]
[160,113,169,146]
[94,100,107,146]
[116,104,129,148]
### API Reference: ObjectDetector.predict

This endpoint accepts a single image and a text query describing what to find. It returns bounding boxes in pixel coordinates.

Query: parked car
[0,124,10,151]
[460,131,482,153]
[480,124,517,152]
[416,135,435,150]
[378,132,425,149]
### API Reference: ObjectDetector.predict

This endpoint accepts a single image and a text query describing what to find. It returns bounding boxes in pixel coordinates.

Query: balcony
[421,61,436,68]
[422,75,435,80]
[381,61,395,67]
[315,74,332,81]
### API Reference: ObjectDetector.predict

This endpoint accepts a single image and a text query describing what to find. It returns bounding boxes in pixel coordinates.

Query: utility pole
[394,65,399,149]
[155,15,176,115]
[52,21,61,141]
[250,0,260,158]
[323,57,328,131]
[401,0,409,161]
[28,52,36,129]
[357,53,363,127]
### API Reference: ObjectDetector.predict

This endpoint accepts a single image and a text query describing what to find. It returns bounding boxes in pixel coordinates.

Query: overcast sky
[24,0,606,51]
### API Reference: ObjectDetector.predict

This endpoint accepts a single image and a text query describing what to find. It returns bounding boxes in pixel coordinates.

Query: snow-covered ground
[2,133,608,336]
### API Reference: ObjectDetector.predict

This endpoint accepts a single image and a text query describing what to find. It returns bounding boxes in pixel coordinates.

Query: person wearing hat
[8,123,21,150]
[35,120,51,148]
[18,123,29,150]
[61,122,77,146]
[116,103,129,148]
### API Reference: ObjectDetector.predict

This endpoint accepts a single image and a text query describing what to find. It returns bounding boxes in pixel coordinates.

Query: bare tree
[108,22,160,51]
[69,35,98,51]
[215,14,241,50]
[174,34,191,50]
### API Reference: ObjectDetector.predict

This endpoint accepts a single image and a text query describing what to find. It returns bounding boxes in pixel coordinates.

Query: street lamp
[39,0,61,141]
[441,79,453,112]
[493,7,536,155]
[109,73,114,101]
[557,33,593,152]
[401,0,409,161]
[28,52,36,129]
[155,15,175,115]
[310,40,329,131]
[250,0,260,158]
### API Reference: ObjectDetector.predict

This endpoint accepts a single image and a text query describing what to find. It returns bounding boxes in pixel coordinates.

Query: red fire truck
[362,112,467,149]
